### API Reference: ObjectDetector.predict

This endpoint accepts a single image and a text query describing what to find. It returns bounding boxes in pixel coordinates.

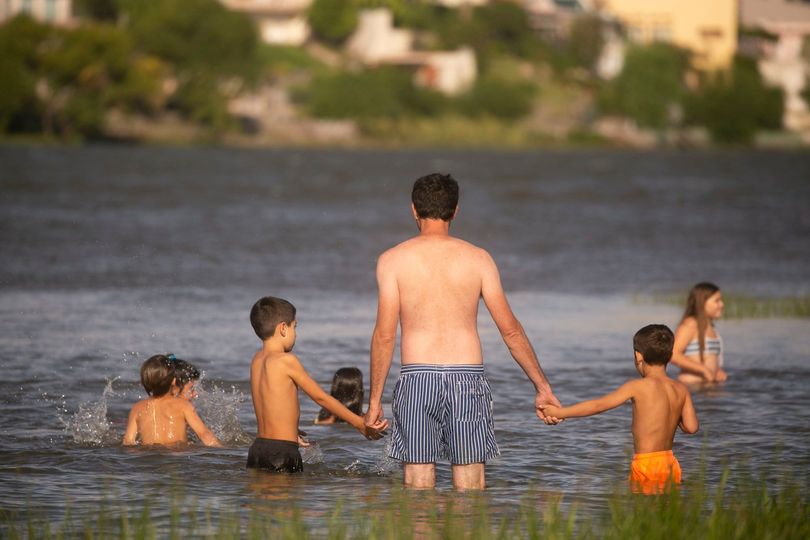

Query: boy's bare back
[627,376,693,453]
[250,349,300,442]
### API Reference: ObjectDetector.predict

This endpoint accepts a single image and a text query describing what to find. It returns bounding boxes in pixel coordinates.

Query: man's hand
[365,401,384,427]
[536,391,562,425]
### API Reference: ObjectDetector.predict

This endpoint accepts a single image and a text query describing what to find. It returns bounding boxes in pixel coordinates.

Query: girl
[123,354,221,447]
[314,367,364,425]
[671,283,728,385]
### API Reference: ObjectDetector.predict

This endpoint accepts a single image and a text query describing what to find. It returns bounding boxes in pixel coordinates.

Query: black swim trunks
[246,438,303,473]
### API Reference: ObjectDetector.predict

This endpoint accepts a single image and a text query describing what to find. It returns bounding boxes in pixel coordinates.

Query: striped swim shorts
[389,364,500,465]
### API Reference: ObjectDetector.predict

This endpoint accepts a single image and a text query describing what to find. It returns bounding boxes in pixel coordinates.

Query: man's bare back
[381,235,495,365]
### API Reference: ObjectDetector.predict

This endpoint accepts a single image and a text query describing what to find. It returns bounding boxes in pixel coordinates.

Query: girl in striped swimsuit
[671,282,728,385]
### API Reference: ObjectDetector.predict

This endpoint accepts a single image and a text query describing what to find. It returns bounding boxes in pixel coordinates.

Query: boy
[540,324,698,494]
[123,354,221,447]
[248,296,388,472]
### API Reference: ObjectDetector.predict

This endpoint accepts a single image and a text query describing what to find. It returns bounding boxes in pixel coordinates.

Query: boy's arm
[480,250,560,424]
[122,405,139,446]
[367,250,399,427]
[679,390,699,434]
[540,381,637,419]
[287,355,388,440]
[183,402,222,447]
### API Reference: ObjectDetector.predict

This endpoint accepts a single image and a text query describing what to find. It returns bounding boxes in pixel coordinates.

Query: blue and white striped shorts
[389,364,500,465]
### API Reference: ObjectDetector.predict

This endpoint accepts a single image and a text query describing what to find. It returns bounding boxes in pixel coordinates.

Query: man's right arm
[479,250,561,424]
[366,251,400,427]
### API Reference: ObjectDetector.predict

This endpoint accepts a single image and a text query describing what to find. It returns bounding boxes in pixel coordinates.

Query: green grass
[637,294,810,319]
[2,470,808,539]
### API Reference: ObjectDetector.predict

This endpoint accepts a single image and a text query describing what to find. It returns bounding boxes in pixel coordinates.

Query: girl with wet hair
[670,282,728,385]
[315,367,364,425]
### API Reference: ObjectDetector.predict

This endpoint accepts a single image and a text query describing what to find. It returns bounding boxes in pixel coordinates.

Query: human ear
[278,322,287,337]
[452,205,459,220]
[411,203,419,221]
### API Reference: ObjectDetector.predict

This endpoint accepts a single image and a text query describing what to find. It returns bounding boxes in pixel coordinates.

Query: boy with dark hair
[411,173,459,221]
[123,354,221,447]
[248,296,387,473]
[541,324,698,494]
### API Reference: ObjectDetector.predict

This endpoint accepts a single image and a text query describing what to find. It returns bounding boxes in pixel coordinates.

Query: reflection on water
[1,147,809,527]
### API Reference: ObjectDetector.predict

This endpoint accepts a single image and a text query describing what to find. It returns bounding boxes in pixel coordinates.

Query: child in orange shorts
[541,324,699,494]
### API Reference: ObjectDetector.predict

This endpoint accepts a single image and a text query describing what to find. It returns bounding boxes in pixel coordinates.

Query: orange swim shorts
[629,450,682,495]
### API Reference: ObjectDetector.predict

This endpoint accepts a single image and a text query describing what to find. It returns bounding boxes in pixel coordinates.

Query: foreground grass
[637,294,810,319]
[2,470,808,539]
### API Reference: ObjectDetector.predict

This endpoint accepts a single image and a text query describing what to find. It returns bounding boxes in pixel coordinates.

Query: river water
[1,146,809,528]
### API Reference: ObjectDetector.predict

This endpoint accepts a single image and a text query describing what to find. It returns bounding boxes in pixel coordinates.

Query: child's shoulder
[677,317,698,332]
[252,350,300,370]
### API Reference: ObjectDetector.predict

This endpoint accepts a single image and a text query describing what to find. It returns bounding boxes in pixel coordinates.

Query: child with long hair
[314,367,364,425]
[670,282,728,385]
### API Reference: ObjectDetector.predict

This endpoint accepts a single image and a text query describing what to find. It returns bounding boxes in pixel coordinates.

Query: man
[365,173,560,490]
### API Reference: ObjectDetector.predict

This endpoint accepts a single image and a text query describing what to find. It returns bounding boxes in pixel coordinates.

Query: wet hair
[681,282,721,362]
[411,173,459,221]
[317,367,364,423]
[140,354,176,397]
[633,324,675,366]
[250,296,296,340]
[173,359,200,388]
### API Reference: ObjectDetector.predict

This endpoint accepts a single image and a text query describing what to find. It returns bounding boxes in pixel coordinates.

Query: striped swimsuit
[389,364,500,465]
[683,335,723,366]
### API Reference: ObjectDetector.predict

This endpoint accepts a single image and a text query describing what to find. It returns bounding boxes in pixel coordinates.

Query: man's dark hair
[173,359,200,387]
[633,324,675,366]
[250,296,296,340]
[412,173,459,221]
[140,354,176,397]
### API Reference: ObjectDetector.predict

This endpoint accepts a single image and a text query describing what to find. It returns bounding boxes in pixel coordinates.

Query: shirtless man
[365,173,560,490]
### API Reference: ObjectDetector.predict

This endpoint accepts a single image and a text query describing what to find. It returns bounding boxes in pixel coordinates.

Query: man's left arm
[480,251,561,424]
[366,251,400,427]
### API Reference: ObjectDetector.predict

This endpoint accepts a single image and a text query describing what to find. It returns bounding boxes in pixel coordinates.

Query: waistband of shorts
[632,450,675,460]
[400,364,484,375]
[254,437,299,448]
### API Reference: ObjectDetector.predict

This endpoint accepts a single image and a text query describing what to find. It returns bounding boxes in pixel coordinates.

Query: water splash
[372,436,399,475]
[64,378,119,446]
[194,382,251,445]
[301,442,324,464]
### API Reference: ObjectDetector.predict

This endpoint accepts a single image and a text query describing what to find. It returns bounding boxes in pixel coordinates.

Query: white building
[741,0,810,136]
[346,8,477,95]
[0,0,72,25]
[220,0,312,46]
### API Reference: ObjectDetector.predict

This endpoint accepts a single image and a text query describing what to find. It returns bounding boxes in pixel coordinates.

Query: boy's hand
[361,418,389,440]
[538,403,562,420]
[297,429,311,448]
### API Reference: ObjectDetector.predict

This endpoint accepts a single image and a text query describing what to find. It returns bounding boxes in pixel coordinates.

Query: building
[0,0,72,25]
[220,0,312,46]
[346,8,477,95]
[595,0,737,71]
[740,0,810,136]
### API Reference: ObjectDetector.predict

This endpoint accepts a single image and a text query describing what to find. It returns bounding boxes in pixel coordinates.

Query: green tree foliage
[73,0,120,21]
[308,0,359,45]
[598,43,690,129]
[124,0,259,80]
[457,78,535,120]
[0,15,164,138]
[568,14,605,71]
[685,56,784,144]
[0,16,50,132]
[304,68,447,119]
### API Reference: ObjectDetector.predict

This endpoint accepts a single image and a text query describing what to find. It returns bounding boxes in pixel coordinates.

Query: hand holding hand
[364,402,384,427]
[362,418,389,440]
[535,391,563,425]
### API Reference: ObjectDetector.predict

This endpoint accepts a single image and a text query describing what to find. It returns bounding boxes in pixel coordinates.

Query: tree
[568,14,605,72]
[685,56,784,144]
[598,43,690,130]
[308,0,359,45]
